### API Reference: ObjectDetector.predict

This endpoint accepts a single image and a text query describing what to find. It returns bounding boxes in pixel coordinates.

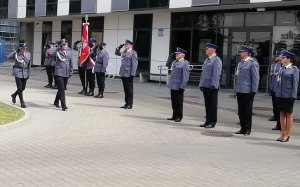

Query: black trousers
[96,72,106,94]
[202,87,218,124]
[271,91,280,127]
[170,89,184,119]
[236,93,255,132]
[86,69,95,91]
[78,66,86,90]
[14,77,28,101]
[122,77,134,106]
[45,65,54,84]
[54,76,68,107]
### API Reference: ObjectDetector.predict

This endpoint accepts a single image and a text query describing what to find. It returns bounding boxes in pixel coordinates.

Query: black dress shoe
[120,105,127,109]
[94,94,103,98]
[62,106,68,111]
[78,89,86,95]
[272,126,281,131]
[174,118,182,122]
[243,130,251,136]
[200,123,208,127]
[86,91,94,96]
[268,116,276,121]
[126,105,132,109]
[205,123,216,128]
[11,94,16,104]
[54,103,60,108]
[167,117,176,120]
[20,102,27,108]
[235,130,245,134]
[52,85,58,89]
[44,84,52,88]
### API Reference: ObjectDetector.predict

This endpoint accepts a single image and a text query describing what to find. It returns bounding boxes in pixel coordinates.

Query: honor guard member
[44,41,56,88]
[275,50,299,142]
[85,38,97,96]
[167,47,190,122]
[269,50,282,130]
[115,39,138,109]
[199,43,222,128]
[73,40,86,95]
[6,43,31,108]
[235,45,259,135]
[94,42,109,98]
[53,39,73,111]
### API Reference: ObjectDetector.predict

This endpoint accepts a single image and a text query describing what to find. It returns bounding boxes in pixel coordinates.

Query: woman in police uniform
[275,50,299,142]
[6,43,31,108]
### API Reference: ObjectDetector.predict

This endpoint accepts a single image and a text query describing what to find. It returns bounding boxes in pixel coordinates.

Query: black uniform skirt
[276,97,295,113]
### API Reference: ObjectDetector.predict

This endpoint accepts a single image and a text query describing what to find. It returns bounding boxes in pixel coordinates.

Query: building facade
[1,0,300,89]
[0,20,19,57]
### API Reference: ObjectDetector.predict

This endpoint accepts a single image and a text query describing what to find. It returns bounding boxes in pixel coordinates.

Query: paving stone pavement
[0,66,300,187]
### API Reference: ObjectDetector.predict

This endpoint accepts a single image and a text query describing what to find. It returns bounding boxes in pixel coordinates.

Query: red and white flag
[79,22,90,66]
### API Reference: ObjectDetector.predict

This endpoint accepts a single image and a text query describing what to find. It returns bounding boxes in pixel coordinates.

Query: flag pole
[84,15,88,94]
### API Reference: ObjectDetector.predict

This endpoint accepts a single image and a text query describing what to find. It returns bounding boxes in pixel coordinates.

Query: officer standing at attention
[235,45,259,135]
[115,39,138,109]
[269,51,282,130]
[73,40,87,95]
[94,42,109,98]
[275,50,299,142]
[53,39,73,111]
[167,47,190,122]
[85,38,97,96]
[199,43,222,128]
[44,41,56,88]
[6,43,31,108]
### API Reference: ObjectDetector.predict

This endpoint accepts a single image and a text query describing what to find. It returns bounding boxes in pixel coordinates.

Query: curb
[0,103,30,131]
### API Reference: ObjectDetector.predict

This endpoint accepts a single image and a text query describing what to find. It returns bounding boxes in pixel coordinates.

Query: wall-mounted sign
[158,28,164,37]
[192,0,219,6]
[220,0,250,5]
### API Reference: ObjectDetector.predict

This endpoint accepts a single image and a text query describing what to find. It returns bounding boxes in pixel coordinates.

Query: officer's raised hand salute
[115,40,138,109]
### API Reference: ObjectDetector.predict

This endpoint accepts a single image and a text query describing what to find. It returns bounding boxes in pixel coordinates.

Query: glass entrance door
[228,28,272,89]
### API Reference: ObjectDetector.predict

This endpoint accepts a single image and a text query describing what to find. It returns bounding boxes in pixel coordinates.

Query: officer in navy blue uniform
[6,43,31,108]
[73,40,87,95]
[199,43,222,128]
[167,47,190,122]
[94,42,109,98]
[115,39,138,109]
[44,41,56,88]
[53,39,73,111]
[268,51,282,130]
[275,50,299,142]
[85,38,97,96]
[235,46,260,135]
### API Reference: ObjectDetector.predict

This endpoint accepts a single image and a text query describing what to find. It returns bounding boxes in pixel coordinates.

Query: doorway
[227,27,272,89]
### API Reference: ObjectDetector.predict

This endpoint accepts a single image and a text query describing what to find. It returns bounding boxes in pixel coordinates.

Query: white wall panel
[169,0,192,8]
[251,0,281,2]
[57,0,69,16]
[33,22,43,65]
[97,0,111,13]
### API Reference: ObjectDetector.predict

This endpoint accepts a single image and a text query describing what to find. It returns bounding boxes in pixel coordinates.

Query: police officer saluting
[199,43,222,128]
[85,38,97,96]
[6,43,31,108]
[235,45,259,135]
[53,39,73,111]
[167,47,190,122]
[115,39,138,109]
[44,41,56,88]
[275,50,299,142]
[94,43,109,98]
[269,51,282,130]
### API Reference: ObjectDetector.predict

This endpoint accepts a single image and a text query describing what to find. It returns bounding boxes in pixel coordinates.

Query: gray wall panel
[35,0,47,17]
[8,0,18,18]
[220,0,250,4]
[82,0,97,13]
[192,0,219,6]
[111,0,129,11]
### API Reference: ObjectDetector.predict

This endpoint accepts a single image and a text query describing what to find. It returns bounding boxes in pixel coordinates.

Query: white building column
[72,19,82,70]
[103,14,134,76]
[150,12,171,81]
[33,22,43,65]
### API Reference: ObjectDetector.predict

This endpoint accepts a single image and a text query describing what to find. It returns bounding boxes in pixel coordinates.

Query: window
[0,0,8,18]
[224,13,244,27]
[129,0,168,10]
[69,0,81,14]
[245,12,275,27]
[61,21,72,46]
[276,11,296,26]
[26,0,35,17]
[82,17,104,43]
[47,0,57,16]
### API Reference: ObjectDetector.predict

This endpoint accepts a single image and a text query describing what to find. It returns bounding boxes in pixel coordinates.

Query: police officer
[44,41,56,88]
[235,45,259,135]
[275,50,299,142]
[115,39,138,109]
[53,39,73,111]
[94,42,109,98]
[199,43,222,128]
[167,47,190,122]
[85,38,97,96]
[73,40,86,95]
[6,43,31,108]
[269,51,282,130]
